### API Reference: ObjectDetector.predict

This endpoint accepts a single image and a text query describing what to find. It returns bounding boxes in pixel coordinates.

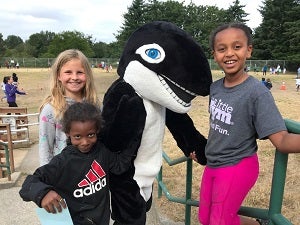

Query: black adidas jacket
[19,141,134,225]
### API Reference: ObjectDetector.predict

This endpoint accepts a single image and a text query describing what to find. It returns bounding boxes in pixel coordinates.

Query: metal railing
[156,118,299,225]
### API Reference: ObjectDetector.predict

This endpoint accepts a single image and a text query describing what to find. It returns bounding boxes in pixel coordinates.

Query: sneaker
[256,218,269,225]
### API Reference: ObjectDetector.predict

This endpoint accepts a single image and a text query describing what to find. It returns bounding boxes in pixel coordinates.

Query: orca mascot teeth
[100,21,212,225]
[158,74,197,107]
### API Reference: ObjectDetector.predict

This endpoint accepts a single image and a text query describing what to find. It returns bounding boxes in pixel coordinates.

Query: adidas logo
[73,160,107,198]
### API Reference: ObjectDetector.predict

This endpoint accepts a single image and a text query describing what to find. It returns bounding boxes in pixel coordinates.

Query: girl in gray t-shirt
[192,23,300,225]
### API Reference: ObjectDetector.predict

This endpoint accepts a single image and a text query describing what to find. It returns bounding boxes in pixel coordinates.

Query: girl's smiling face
[213,28,252,77]
[58,59,87,99]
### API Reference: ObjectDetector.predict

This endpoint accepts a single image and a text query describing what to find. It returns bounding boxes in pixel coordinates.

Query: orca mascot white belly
[100,21,212,225]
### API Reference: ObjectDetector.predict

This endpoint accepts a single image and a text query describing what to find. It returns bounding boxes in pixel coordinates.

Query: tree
[26,31,56,57]
[253,0,300,61]
[92,41,109,58]
[115,0,188,57]
[4,35,23,49]
[225,0,249,23]
[145,0,185,25]
[47,31,94,57]
[106,42,121,58]
[281,3,300,62]
[115,0,146,52]
[183,3,228,57]
[115,0,250,59]
[0,33,6,57]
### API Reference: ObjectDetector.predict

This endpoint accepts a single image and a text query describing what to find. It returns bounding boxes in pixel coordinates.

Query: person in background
[276,64,281,75]
[262,64,267,76]
[265,78,273,90]
[12,72,19,86]
[1,76,9,101]
[282,67,286,74]
[5,75,26,107]
[261,77,266,86]
[191,22,300,225]
[295,78,300,92]
[38,49,100,166]
[19,102,137,225]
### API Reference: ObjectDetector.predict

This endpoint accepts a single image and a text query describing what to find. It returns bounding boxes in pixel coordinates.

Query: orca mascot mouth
[158,74,197,107]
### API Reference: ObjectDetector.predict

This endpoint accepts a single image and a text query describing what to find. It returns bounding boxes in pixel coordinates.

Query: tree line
[0,0,299,69]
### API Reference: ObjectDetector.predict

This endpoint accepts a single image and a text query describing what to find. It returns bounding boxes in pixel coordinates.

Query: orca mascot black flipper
[166,109,207,165]
[101,79,147,225]
[101,21,212,224]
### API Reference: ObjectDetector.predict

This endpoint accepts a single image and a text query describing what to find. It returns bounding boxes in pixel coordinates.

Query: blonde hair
[39,49,99,119]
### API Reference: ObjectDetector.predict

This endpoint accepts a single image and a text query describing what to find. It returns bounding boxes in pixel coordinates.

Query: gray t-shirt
[206,76,286,167]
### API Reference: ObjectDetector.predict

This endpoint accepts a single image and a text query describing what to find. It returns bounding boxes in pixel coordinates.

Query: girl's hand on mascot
[190,151,198,162]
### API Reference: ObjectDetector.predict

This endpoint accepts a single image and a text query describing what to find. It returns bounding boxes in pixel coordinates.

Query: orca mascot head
[117,21,212,113]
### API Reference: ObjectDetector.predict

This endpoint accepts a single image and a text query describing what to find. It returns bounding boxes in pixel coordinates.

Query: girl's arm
[269,130,300,153]
[15,89,26,95]
[19,171,54,206]
[39,104,57,166]
[19,158,64,211]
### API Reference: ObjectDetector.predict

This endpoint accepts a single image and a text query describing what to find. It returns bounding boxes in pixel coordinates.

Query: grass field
[1,68,299,224]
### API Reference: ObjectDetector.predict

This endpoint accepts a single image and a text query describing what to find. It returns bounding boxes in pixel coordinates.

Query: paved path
[0,144,182,225]
[0,145,41,225]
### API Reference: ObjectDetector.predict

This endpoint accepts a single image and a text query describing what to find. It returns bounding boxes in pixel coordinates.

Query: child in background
[20,102,137,225]
[5,75,26,107]
[39,49,100,166]
[295,78,300,91]
[191,23,300,225]
[265,78,273,90]
[1,76,9,101]
[12,72,19,86]
[261,77,266,86]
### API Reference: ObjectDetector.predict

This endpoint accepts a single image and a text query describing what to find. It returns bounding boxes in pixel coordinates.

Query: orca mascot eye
[136,43,165,63]
[146,48,160,59]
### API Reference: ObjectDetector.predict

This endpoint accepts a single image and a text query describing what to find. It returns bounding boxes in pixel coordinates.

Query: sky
[0,0,263,44]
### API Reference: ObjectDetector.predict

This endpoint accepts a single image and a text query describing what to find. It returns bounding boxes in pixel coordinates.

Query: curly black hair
[62,102,102,134]
[12,73,18,82]
[209,23,253,51]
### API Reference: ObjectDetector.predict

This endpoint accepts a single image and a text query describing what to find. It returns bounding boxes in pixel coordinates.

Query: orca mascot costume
[100,21,212,225]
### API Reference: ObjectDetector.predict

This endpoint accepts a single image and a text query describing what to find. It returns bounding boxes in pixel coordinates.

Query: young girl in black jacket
[19,102,138,225]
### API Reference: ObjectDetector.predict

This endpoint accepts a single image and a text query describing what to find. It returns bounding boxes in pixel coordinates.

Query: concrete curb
[0,171,21,189]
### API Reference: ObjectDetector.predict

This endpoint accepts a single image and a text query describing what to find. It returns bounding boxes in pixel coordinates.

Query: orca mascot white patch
[100,21,212,225]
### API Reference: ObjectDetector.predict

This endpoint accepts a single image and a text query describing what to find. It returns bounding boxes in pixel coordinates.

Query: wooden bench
[0,123,14,180]
[0,107,39,146]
